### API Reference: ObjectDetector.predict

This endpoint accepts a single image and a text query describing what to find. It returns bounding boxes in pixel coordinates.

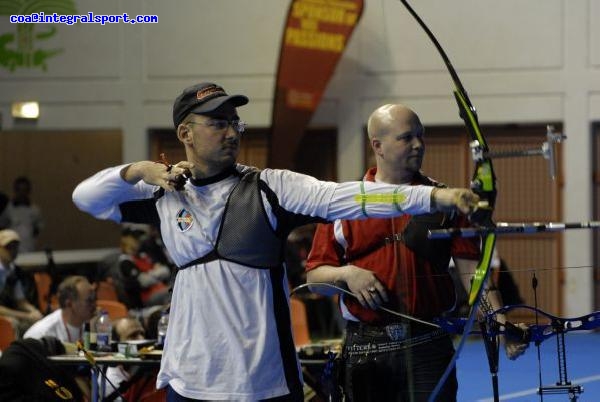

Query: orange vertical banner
[269,0,364,169]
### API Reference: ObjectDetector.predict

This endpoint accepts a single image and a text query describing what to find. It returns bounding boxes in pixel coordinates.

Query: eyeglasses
[187,118,246,133]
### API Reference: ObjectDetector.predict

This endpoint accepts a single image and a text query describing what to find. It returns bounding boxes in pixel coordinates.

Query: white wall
[0,0,597,315]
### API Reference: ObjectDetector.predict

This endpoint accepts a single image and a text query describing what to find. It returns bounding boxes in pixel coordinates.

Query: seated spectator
[139,224,174,268]
[110,225,171,309]
[0,336,87,401]
[0,229,42,336]
[114,316,146,342]
[102,317,161,402]
[24,275,97,343]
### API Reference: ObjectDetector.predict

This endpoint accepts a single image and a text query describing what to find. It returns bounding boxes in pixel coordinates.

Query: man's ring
[368,287,376,293]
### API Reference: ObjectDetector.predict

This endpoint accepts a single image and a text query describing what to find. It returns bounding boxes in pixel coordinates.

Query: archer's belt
[344,321,447,356]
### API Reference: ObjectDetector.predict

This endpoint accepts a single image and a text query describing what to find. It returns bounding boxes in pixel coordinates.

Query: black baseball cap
[172,82,249,127]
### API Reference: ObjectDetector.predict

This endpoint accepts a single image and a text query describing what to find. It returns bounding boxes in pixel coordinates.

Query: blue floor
[457,332,600,401]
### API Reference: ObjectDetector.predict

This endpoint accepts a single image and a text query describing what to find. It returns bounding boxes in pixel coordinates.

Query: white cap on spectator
[0,229,20,246]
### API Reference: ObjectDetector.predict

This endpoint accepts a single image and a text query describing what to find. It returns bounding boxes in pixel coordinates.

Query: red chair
[0,316,16,351]
[96,299,129,320]
[96,280,119,301]
[33,272,52,312]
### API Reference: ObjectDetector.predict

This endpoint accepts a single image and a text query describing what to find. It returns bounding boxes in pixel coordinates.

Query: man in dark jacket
[0,336,85,401]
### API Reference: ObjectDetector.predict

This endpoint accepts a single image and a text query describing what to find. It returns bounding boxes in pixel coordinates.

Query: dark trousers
[343,322,457,402]
[166,385,303,402]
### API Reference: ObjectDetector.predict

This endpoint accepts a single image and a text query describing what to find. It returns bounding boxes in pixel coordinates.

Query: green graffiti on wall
[0,0,77,72]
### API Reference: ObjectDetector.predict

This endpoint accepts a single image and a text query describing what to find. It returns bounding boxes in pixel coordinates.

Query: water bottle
[96,310,112,352]
[157,311,169,347]
[83,322,91,350]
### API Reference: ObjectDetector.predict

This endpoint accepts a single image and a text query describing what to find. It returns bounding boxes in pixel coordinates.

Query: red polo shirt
[306,168,479,324]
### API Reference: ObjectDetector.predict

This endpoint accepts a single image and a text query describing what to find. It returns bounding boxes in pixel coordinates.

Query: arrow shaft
[428,221,600,239]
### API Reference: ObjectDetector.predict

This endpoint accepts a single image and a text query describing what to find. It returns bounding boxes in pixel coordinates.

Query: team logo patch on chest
[175,208,194,232]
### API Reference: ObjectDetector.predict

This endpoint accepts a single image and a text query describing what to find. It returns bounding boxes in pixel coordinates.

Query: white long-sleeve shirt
[72,164,433,401]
